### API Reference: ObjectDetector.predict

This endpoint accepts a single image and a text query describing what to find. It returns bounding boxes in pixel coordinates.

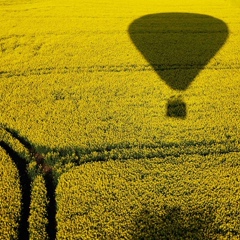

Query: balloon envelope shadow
[128,13,229,118]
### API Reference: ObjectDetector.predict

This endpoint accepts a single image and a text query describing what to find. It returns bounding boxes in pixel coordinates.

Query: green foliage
[56,154,240,239]
[28,175,49,240]
[0,147,22,240]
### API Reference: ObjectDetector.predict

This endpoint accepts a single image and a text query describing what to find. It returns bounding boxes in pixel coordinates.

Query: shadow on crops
[129,13,229,118]
[2,127,235,240]
[132,205,218,240]
[166,95,186,119]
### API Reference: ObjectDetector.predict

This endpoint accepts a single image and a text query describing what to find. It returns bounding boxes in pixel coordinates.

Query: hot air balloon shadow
[128,13,229,118]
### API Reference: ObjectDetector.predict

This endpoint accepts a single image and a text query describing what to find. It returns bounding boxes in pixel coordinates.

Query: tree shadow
[132,205,219,240]
[128,13,229,118]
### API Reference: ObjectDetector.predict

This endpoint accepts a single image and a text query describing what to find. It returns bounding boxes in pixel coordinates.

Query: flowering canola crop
[0,147,21,239]
[57,155,240,239]
[0,0,240,238]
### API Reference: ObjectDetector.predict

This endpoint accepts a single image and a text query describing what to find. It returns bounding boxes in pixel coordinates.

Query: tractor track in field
[0,141,30,240]
[65,138,240,165]
[1,64,240,78]
[1,126,239,240]
[3,128,57,240]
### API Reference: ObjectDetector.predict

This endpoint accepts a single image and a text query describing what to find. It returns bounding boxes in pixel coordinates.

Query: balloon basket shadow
[167,96,186,119]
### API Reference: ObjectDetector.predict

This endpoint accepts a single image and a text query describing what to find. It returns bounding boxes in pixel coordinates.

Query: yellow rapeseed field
[28,175,49,240]
[0,0,240,239]
[0,147,21,239]
[57,155,240,239]
[1,0,239,151]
